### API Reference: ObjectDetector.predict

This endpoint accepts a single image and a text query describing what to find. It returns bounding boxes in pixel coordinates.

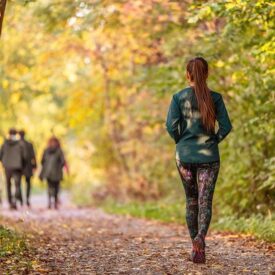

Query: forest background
[0,0,274,241]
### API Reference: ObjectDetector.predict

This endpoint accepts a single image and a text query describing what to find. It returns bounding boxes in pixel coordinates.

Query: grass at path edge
[0,224,33,273]
[100,200,275,242]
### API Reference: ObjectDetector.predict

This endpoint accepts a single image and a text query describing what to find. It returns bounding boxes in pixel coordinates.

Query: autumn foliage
[0,1,274,217]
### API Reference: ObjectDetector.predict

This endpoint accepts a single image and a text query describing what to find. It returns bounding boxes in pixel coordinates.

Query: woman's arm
[59,149,65,167]
[0,143,4,161]
[39,150,46,181]
[41,150,46,165]
[59,149,69,174]
[215,95,232,143]
[30,144,37,169]
[166,95,182,144]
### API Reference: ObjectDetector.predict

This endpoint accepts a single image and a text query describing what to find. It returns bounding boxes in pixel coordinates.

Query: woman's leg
[26,176,31,206]
[54,181,60,209]
[197,162,220,238]
[5,169,13,208]
[47,180,53,209]
[13,170,23,207]
[176,161,198,240]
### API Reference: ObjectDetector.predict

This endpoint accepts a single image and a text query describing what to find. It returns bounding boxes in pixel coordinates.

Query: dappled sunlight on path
[1,193,274,274]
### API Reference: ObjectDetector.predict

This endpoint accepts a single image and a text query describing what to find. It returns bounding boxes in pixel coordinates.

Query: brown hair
[18,130,25,139]
[47,136,61,148]
[9,128,17,136]
[186,57,215,133]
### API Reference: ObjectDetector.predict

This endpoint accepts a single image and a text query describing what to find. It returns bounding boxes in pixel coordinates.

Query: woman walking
[40,136,67,209]
[166,57,232,263]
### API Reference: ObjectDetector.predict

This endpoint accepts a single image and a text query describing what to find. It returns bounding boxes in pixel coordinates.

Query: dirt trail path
[1,193,274,274]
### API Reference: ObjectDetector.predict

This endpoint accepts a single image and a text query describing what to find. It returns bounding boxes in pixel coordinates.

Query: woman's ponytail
[186,57,216,133]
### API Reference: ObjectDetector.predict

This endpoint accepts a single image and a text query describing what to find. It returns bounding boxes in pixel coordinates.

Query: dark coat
[21,139,37,177]
[40,147,65,182]
[0,139,27,170]
[166,87,232,163]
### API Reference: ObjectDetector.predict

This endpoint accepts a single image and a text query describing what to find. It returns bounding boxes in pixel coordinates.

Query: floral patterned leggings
[176,160,220,240]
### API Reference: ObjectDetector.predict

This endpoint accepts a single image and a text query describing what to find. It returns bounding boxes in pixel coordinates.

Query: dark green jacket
[40,147,65,182]
[0,139,27,170]
[166,87,232,163]
[21,139,37,177]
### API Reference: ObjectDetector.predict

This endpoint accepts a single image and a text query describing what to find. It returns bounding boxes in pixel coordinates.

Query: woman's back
[41,147,65,182]
[166,86,232,163]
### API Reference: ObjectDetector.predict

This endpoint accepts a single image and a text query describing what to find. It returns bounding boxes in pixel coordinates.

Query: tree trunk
[0,0,7,37]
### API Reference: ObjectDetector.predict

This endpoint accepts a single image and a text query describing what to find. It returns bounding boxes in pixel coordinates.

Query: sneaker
[9,203,17,210]
[191,235,206,264]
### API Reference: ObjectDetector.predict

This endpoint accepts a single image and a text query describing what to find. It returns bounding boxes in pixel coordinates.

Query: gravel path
[1,194,274,274]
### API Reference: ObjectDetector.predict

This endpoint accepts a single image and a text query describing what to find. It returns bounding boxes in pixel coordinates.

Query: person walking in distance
[19,130,37,207]
[40,136,67,209]
[166,57,232,263]
[0,129,27,209]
